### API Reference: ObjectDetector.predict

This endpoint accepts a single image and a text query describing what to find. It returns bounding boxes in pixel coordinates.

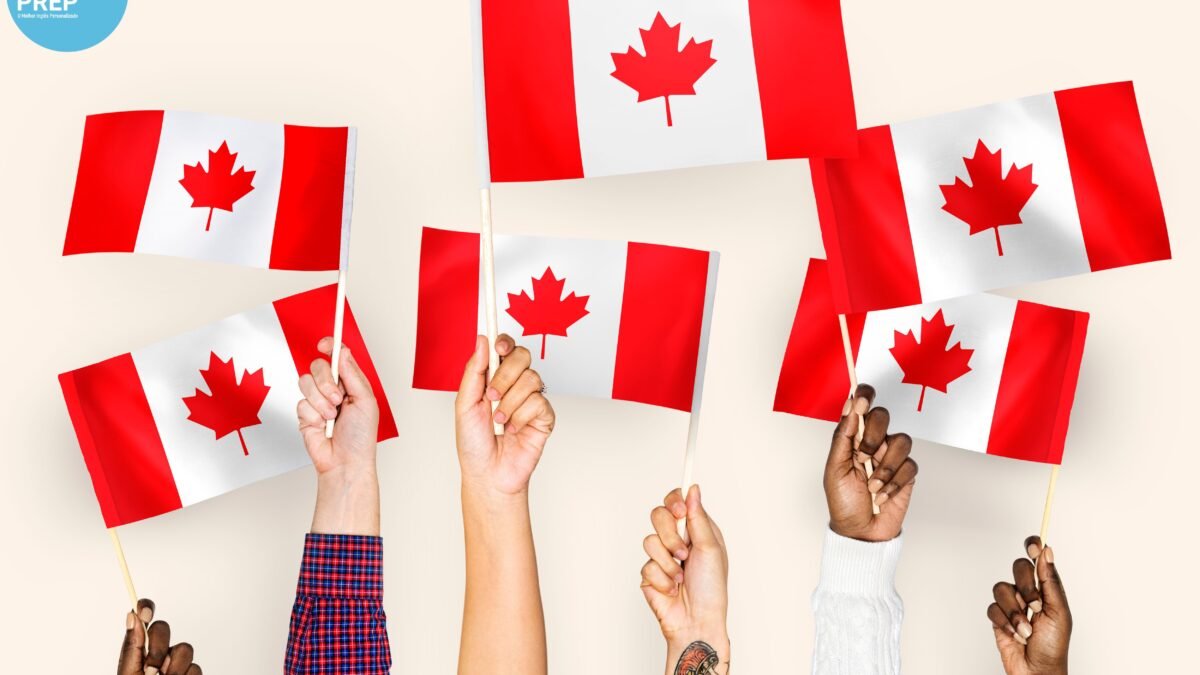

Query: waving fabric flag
[59,285,397,528]
[64,110,355,271]
[774,260,1088,465]
[477,0,857,181]
[414,227,719,412]
[813,81,1170,313]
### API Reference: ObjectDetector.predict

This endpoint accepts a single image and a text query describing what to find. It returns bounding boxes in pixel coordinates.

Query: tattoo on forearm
[674,641,727,675]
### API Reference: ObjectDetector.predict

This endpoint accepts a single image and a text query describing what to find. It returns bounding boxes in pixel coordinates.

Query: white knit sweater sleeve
[811,528,904,675]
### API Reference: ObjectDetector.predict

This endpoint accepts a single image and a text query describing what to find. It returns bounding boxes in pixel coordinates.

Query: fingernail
[126,613,134,630]
[486,387,500,401]
[671,503,686,518]
[493,410,507,424]
[138,606,153,624]
[1018,621,1033,639]
[854,397,870,415]
[868,478,884,493]
[330,391,343,404]
[1027,543,1040,559]
[1014,633,1027,646]
[674,573,684,584]
[1016,595,1026,610]
[1044,546,1054,565]
[1029,600,1043,613]
[841,398,852,417]
[674,549,688,561]
[145,668,159,675]
[856,451,872,464]
[162,656,172,672]
[874,491,891,506]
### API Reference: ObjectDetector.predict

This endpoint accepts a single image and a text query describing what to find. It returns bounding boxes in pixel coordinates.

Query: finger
[299,373,338,420]
[494,369,542,426]
[874,457,918,507]
[1024,535,1043,561]
[663,488,686,520]
[186,667,203,675]
[164,643,195,675]
[507,392,554,433]
[308,357,345,406]
[486,345,532,401]
[145,620,172,671]
[651,505,689,561]
[455,336,489,412]
[868,432,911,495]
[494,333,516,357]
[858,407,890,456]
[335,347,375,401]
[684,485,720,552]
[1036,546,1070,618]
[993,582,1033,641]
[643,534,684,583]
[297,399,326,430]
[988,603,1028,647]
[1013,558,1041,613]
[641,559,678,596]
[854,384,877,408]
[117,611,146,675]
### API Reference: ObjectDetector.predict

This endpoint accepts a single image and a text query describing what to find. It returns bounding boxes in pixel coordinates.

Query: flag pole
[108,528,139,613]
[1038,464,1060,545]
[838,314,879,514]
[677,255,720,538]
[326,128,357,439]
[471,0,503,435]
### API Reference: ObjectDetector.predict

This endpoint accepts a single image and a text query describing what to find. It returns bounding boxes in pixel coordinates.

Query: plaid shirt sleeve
[285,534,391,674]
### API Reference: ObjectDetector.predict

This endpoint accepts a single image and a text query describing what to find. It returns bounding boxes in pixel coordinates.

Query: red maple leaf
[611,12,716,127]
[178,141,256,232]
[182,353,271,456]
[889,310,974,412]
[506,267,590,359]
[939,140,1037,256]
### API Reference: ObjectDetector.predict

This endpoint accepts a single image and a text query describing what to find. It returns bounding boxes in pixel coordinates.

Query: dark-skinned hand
[118,598,201,675]
[987,536,1071,675]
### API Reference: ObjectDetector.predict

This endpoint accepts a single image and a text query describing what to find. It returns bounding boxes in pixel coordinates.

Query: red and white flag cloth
[813,81,1170,313]
[414,227,718,412]
[59,285,397,528]
[64,111,355,271]
[477,0,857,181]
[774,260,1088,464]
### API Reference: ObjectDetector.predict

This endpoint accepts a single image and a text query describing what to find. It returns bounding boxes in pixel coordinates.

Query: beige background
[1,1,1194,672]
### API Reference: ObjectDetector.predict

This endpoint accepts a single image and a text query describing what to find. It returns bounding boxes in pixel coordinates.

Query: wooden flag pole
[326,128,357,439]
[1039,464,1060,545]
[480,187,503,436]
[108,528,139,613]
[838,314,880,515]
[677,256,720,538]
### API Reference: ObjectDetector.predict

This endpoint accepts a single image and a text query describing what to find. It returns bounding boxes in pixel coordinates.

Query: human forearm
[458,485,546,675]
[665,633,731,675]
[311,466,380,536]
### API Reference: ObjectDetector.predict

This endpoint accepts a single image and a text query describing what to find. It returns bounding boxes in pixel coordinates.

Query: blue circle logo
[8,0,126,52]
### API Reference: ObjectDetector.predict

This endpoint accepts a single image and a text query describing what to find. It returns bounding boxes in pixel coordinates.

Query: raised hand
[987,537,1072,675]
[640,486,730,675]
[824,384,919,542]
[117,599,201,675]
[295,337,380,535]
[455,334,555,497]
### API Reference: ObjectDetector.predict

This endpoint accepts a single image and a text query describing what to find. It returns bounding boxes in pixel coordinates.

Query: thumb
[117,611,144,675]
[1036,546,1070,618]
[455,336,488,413]
[685,485,719,551]
[336,346,374,402]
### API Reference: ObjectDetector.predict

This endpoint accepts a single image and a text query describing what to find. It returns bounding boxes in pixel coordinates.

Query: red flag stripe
[773,259,864,421]
[481,0,584,182]
[813,126,922,314]
[59,354,182,528]
[269,125,350,271]
[986,302,1089,464]
[612,244,713,412]
[273,285,399,442]
[1055,82,1171,272]
[413,228,481,391]
[748,0,856,158]
[64,111,163,256]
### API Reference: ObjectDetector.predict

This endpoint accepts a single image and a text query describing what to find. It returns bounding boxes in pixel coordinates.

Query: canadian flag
[59,285,397,527]
[813,81,1170,313]
[64,111,355,271]
[477,0,857,181]
[774,260,1088,464]
[414,227,719,412]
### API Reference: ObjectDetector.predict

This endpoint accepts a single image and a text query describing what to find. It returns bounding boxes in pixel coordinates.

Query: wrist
[665,632,731,675]
[312,465,380,536]
[461,477,529,511]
